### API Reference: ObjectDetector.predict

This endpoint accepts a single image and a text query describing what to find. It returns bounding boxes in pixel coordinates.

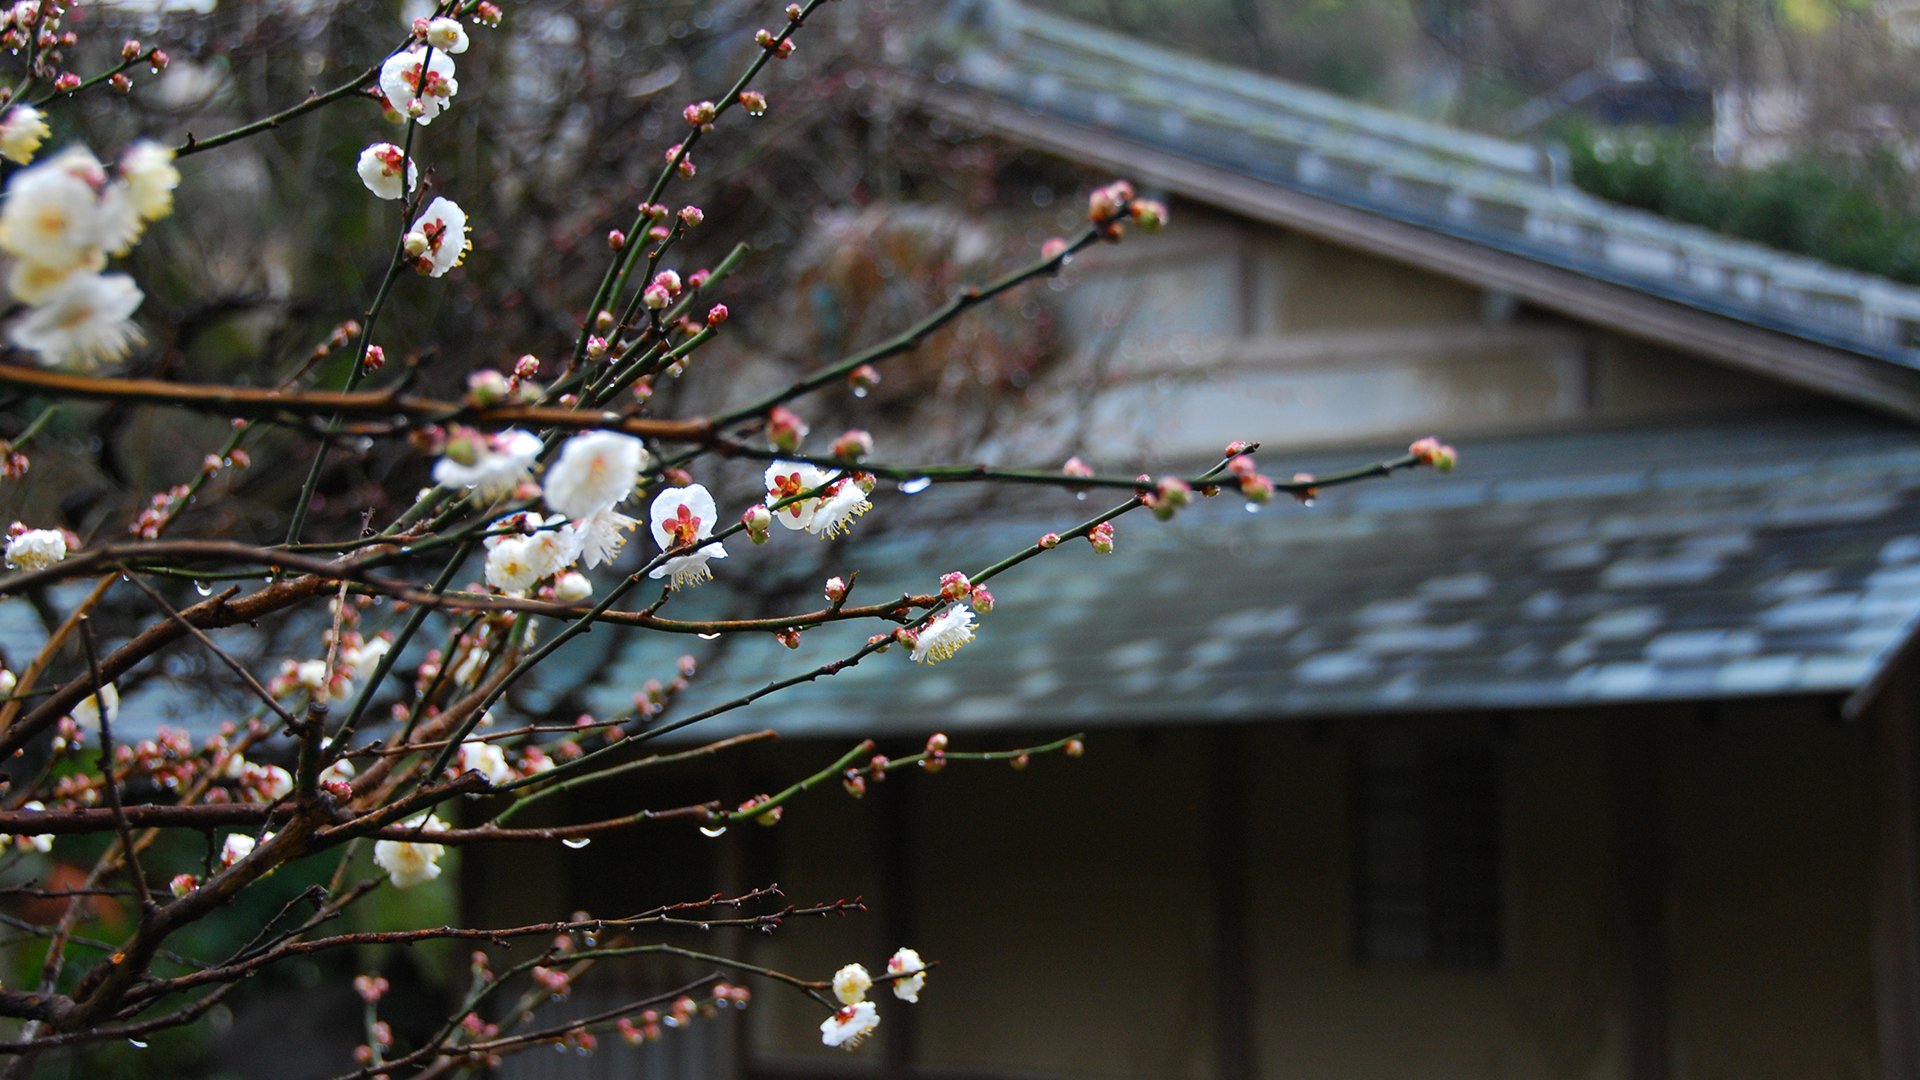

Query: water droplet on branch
[699,825,728,837]
[899,477,931,494]
[562,837,591,849]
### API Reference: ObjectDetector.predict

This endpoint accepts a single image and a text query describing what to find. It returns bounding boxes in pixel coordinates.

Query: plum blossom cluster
[356,13,490,279]
[0,138,177,366]
[821,949,927,1049]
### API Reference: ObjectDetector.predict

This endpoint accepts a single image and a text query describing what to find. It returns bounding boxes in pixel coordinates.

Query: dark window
[1354,737,1501,969]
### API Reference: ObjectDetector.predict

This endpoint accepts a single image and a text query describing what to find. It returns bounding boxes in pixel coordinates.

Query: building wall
[733,699,1876,1080]
[1040,203,1814,464]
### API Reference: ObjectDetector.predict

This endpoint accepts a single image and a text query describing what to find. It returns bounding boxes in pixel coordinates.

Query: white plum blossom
[0,105,48,165]
[887,948,926,1002]
[406,196,469,277]
[648,484,727,589]
[219,831,259,868]
[910,608,975,665]
[246,763,294,802]
[425,16,469,52]
[355,142,418,200]
[555,571,593,602]
[379,46,459,125]
[432,428,540,500]
[5,527,65,570]
[320,758,356,786]
[294,659,330,695]
[564,505,637,569]
[764,461,833,531]
[485,535,543,595]
[69,682,117,731]
[342,636,391,687]
[95,182,143,256]
[459,740,513,785]
[7,251,102,305]
[544,431,649,520]
[0,155,104,269]
[820,1002,879,1049]
[807,481,870,539]
[373,814,447,889]
[832,963,871,1005]
[9,271,145,368]
[119,141,179,222]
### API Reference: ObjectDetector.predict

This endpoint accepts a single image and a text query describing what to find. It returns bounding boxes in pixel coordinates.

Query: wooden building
[479,5,1920,1080]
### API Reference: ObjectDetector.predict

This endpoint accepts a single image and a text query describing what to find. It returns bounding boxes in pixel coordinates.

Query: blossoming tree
[0,0,1455,1073]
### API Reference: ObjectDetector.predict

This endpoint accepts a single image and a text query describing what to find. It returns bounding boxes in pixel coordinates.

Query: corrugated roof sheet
[923,0,1920,368]
[591,411,1920,740]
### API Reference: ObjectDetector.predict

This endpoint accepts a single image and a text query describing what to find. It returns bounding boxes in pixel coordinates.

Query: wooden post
[1871,659,1920,1080]
[1213,728,1253,1080]
[1619,715,1668,1080]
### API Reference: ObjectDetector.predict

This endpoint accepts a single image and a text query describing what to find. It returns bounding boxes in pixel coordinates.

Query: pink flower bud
[1088,521,1115,554]
[1409,436,1457,471]
[512,354,540,378]
[653,269,681,294]
[412,16,432,37]
[688,268,712,290]
[595,309,616,332]
[843,771,866,797]
[824,576,847,603]
[740,90,767,115]
[362,344,386,371]
[109,72,131,93]
[926,732,948,753]
[1088,180,1134,222]
[1012,753,1029,769]
[1224,440,1251,457]
[1065,738,1085,757]
[1062,456,1094,478]
[893,627,919,649]
[742,504,771,543]
[1227,454,1257,478]
[586,336,608,361]
[767,405,808,451]
[830,429,872,460]
[1156,476,1192,507]
[121,38,141,59]
[663,467,693,487]
[1130,198,1170,231]
[1241,473,1275,503]
[643,284,671,309]
[678,156,697,178]
[679,205,704,227]
[169,873,197,898]
[466,369,509,407]
[648,224,671,241]
[607,229,626,250]
[848,363,880,396]
[476,1,502,26]
[970,586,994,614]
[786,3,802,19]
[776,629,801,650]
[707,304,728,326]
[683,100,716,126]
[149,49,169,71]
[1041,237,1069,260]
[1291,473,1319,505]
[52,72,79,92]
[755,27,774,47]
[939,571,970,602]
[1039,532,1060,549]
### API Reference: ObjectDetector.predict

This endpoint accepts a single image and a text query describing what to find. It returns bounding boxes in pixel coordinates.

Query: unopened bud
[926,732,948,753]
[683,100,716,126]
[170,873,197,898]
[688,268,712,290]
[843,770,866,797]
[1041,237,1069,260]
[643,284,671,309]
[555,571,592,602]
[466,369,510,407]
[121,38,141,59]
[514,354,540,378]
[970,586,994,614]
[403,230,430,258]
[595,310,616,333]
[1064,738,1085,757]
[1039,532,1060,549]
[1409,436,1457,471]
[939,571,970,603]
[740,90,767,116]
[586,336,608,361]
[52,72,79,92]
[1156,477,1192,507]
[776,629,801,650]
[1227,454,1257,478]
[707,304,728,326]
[1088,521,1115,554]
[362,344,386,372]
[824,576,847,603]
[742,504,772,543]
[679,205,704,227]
[830,429,872,461]
[767,405,808,452]
[1129,198,1170,231]
[149,49,169,71]
[1062,456,1094,478]
[607,229,626,250]
[663,467,693,487]
[1241,473,1275,503]
[848,363,880,396]
[109,72,131,93]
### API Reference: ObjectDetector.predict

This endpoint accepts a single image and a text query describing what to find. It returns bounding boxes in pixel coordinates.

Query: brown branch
[0,363,712,441]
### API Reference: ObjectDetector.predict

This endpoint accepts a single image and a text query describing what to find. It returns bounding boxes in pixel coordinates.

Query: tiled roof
[589,410,1920,739]
[921,0,1920,368]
